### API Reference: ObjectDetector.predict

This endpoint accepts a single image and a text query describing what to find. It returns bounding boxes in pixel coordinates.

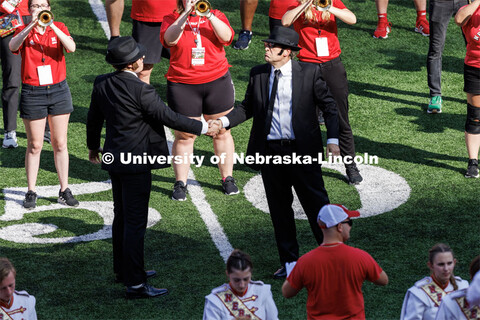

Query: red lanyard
[186,16,203,46]
[34,30,48,63]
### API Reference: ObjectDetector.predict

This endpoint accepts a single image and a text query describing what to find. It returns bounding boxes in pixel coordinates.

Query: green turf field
[0,0,479,319]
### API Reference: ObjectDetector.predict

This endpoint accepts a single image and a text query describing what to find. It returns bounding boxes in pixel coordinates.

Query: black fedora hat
[105,36,146,66]
[262,26,302,51]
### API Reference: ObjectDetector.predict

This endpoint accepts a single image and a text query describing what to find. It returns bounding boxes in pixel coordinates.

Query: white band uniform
[401,276,469,320]
[203,280,278,320]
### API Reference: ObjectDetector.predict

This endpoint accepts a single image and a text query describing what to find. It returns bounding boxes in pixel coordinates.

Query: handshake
[206,119,223,137]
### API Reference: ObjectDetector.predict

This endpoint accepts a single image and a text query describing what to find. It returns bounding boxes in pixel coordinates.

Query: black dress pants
[110,170,152,286]
[316,58,355,158]
[260,141,329,266]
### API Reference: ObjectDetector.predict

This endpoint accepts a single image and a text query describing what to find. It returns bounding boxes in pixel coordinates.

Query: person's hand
[185,0,198,14]
[325,143,340,157]
[206,119,222,137]
[89,148,103,164]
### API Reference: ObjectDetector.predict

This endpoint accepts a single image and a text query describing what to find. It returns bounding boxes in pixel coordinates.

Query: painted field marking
[244,163,411,218]
[0,181,161,244]
[164,128,234,262]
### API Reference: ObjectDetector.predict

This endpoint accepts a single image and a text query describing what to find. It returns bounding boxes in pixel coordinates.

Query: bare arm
[373,270,389,286]
[455,0,480,27]
[9,20,37,52]
[282,0,312,26]
[105,0,124,37]
[282,280,301,298]
[50,23,76,52]
[206,12,232,43]
[164,0,195,46]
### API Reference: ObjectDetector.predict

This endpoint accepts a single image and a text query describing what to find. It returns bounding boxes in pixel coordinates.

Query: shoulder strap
[214,287,261,320]
[420,280,447,307]
[455,296,480,319]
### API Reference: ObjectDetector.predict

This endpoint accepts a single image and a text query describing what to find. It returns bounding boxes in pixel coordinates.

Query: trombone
[195,0,211,17]
[314,0,331,11]
[37,10,54,27]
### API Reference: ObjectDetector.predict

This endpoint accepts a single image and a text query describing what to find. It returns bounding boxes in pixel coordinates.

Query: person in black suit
[86,37,210,299]
[209,26,340,279]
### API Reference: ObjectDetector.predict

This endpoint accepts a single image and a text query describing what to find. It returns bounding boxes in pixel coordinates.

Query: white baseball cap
[317,204,360,228]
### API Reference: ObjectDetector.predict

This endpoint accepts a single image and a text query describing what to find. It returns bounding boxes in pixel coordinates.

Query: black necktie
[265,69,281,135]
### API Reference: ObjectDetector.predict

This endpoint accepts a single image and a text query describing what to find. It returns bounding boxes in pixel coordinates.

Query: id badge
[37,65,54,85]
[192,47,205,66]
[315,37,329,57]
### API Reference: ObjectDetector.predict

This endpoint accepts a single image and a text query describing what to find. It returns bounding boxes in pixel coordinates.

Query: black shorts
[20,80,73,120]
[464,63,480,95]
[167,71,235,117]
[132,19,170,64]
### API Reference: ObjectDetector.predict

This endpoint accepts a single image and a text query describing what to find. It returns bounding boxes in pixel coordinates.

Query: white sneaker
[2,131,18,148]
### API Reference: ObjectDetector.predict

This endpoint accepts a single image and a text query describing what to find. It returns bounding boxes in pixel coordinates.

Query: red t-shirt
[130,0,176,23]
[0,0,29,16]
[269,0,297,20]
[289,1,346,63]
[160,10,233,84]
[13,22,71,86]
[462,5,480,68]
[288,243,383,320]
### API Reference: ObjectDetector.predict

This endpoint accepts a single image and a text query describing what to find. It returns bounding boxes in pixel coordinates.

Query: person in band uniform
[400,243,469,320]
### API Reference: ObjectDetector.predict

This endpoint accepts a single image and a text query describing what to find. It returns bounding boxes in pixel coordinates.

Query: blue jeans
[427,0,468,97]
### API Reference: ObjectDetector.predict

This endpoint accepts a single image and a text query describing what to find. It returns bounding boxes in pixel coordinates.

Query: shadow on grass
[395,106,465,133]
[0,146,109,182]
[349,80,464,106]
[354,135,465,174]
[377,49,464,73]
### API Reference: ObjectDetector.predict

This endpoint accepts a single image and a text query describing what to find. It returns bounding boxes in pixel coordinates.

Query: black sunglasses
[340,219,353,227]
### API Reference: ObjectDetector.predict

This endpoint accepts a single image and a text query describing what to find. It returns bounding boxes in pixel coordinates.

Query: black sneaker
[233,29,252,50]
[23,190,37,209]
[222,176,239,195]
[172,181,187,201]
[345,163,363,185]
[465,159,479,178]
[58,188,79,207]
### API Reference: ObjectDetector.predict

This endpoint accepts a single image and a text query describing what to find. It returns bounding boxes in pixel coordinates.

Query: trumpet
[37,10,53,27]
[195,0,211,17]
[313,0,331,11]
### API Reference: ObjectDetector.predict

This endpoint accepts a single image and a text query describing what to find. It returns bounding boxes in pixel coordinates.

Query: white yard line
[88,1,233,262]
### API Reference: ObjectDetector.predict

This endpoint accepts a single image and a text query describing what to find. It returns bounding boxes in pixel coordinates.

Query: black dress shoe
[126,283,169,299]
[273,266,287,279]
[115,270,157,283]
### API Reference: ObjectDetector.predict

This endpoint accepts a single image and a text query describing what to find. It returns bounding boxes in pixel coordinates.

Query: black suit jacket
[87,71,202,173]
[226,60,339,170]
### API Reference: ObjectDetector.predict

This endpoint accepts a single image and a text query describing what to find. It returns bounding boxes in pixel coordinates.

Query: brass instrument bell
[38,10,53,27]
[195,0,211,16]
[314,0,331,11]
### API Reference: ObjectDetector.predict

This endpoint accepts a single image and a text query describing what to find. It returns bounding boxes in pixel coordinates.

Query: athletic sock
[417,10,427,19]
